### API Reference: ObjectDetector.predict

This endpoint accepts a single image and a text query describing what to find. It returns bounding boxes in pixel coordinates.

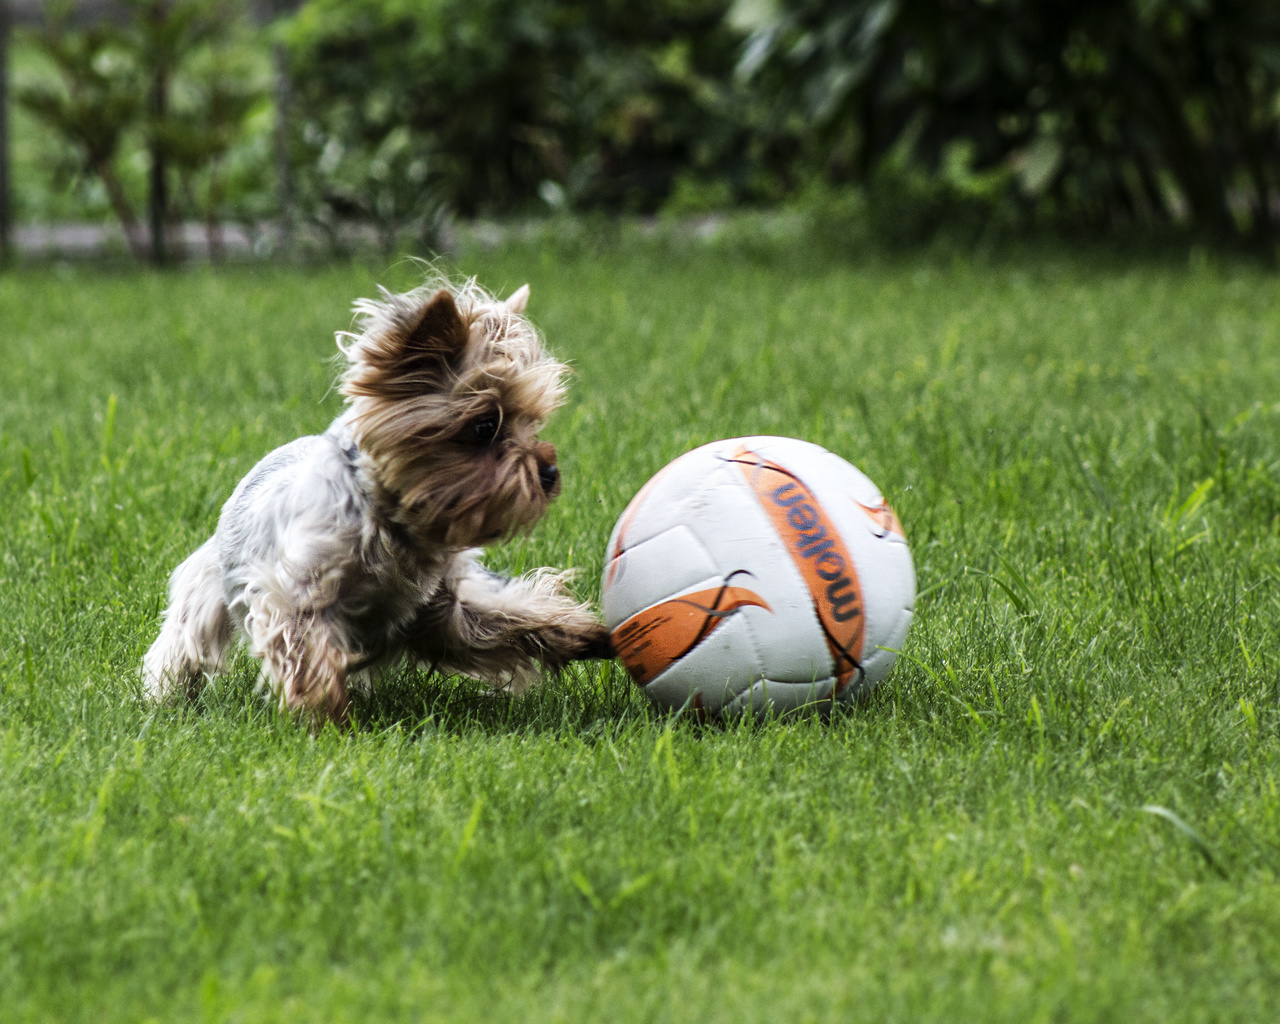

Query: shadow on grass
[172,651,885,741]
[348,659,646,736]
[179,652,652,739]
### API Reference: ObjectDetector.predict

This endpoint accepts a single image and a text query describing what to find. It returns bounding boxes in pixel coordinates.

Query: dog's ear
[404,290,469,363]
[505,284,530,314]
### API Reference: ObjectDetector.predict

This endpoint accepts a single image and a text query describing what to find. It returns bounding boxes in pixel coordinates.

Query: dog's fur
[142,278,609,723]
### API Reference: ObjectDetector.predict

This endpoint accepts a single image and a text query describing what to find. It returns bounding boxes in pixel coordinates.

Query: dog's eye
[470,414,500,445]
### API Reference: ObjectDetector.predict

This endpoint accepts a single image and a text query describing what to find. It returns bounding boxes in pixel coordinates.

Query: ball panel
[861,607,913,685]
[854,499,908,542]
[799,473,915,686]
[851,542,915,684]
[611,576,771,688]
[720,676,838,718]
[747,437,916,695]
[723,440,865,694]
[602,525,719,630]
[751,439,893,533]
[604,447,731,585]
[732,435,835,468]
[643,610,760,714]
[684,478,834,684]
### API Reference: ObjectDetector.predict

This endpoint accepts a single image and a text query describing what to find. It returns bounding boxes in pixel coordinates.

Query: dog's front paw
[534,614,613,670]
[570,621,614,661]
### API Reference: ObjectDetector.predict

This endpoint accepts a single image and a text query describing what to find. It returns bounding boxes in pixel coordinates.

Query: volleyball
[602,436,915,716]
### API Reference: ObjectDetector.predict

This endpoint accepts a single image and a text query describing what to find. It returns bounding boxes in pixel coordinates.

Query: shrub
[284,0,770,219]
[15,0,268,262]
[739,0,1280,242]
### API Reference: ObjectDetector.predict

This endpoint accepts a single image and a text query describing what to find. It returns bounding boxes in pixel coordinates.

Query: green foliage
[3,237,1280,1020]
[160,29,273,245]
[284,0,766,218]
[14,1,269,257]
[296,111,447,256]
[740,0,1280,241]
[14,13,147,254]
[9,0,1280,244]
[130,3,261,175]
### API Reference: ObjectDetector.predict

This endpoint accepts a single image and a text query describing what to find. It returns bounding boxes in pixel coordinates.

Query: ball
[601,436,915,717]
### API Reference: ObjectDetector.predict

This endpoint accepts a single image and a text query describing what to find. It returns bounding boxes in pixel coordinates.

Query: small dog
[142,278,610,723]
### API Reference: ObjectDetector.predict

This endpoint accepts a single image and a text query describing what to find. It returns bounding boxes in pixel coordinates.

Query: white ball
[602,436,915,717]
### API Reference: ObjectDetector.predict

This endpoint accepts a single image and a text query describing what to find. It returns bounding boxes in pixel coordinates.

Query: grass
[2,234,1279,1022]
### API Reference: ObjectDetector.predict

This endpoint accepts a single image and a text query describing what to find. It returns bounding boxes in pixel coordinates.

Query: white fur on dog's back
[215,424,449,659]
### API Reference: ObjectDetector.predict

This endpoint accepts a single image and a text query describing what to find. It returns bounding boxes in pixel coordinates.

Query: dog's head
[338,279,568,547]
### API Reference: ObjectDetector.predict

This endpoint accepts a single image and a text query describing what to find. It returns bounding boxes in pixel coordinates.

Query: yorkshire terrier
[142,278,611,723]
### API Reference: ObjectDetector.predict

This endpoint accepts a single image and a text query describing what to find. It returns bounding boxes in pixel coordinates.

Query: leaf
[1141,805,1228,879]
[1016,136,1063,197]
[451,796,484,870]
[569,870,602,910]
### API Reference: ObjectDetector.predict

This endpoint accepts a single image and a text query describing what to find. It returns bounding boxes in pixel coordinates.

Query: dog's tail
[142,537,233,701]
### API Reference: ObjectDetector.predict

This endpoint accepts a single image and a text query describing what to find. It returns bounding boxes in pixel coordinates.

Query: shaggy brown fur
[339,282,567,548]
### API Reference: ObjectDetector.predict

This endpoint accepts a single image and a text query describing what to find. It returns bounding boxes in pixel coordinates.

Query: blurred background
[1,0,1278,263]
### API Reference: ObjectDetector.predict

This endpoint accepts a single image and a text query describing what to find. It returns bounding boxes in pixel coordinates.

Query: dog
[142,277,611,723]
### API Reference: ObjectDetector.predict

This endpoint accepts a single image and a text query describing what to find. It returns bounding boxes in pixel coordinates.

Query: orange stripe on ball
[611,584,770,687]
[728,444,864,694]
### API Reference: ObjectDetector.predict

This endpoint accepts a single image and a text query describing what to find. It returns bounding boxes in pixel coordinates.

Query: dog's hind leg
[142,537,234,701]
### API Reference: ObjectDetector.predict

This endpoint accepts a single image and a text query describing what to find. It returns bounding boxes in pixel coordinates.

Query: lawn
[2,234,1279,1022]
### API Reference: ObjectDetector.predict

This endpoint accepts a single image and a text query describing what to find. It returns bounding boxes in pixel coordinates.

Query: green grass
[2,236,1280,1022]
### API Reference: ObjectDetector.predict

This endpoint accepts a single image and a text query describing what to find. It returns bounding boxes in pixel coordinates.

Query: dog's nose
[538,462,560,493]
